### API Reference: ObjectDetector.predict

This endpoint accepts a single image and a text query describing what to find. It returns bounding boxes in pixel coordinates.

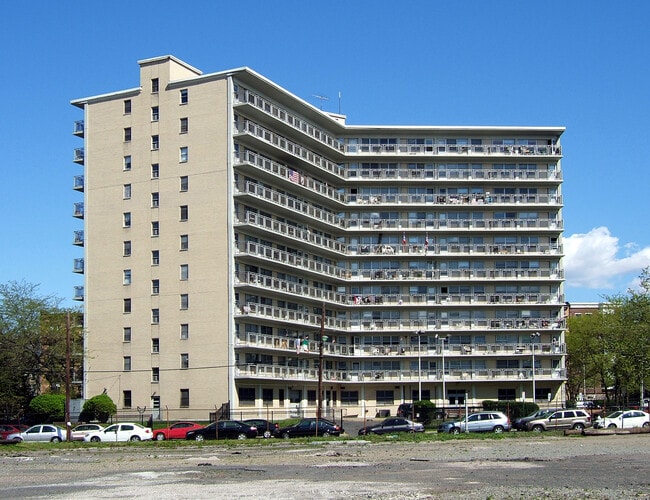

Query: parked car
[278,418,343,438]
[358,417,424,436]
[593,410,650,429]
[71,423,104,441]
[0,424,28,440]
[185,420,258,441]
[576,401,600,409]
[396,403,414,418]
[152,421,203,441]
[83,423,153,442]
[513,409,556,431]
[243,419,280,438]
[6,424,65,442]
[438,412,511,434]
[524,409,591,432]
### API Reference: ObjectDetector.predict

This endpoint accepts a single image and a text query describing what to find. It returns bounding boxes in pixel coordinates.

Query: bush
[414,400,441,425]
[482,400,539,420]
[80,394,116,423]
[28,394,65,423]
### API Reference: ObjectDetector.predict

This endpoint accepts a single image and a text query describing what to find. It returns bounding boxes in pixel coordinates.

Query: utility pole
[65,312,71,442]
[317,303,327,420]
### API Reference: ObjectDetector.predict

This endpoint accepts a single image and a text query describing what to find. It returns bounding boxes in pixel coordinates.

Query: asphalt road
[0,431,648,499]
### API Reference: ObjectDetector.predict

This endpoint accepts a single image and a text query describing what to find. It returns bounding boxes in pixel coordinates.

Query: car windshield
[606,411,623,418]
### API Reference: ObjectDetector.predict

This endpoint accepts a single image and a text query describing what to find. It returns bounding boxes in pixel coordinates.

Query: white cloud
[563,227,650,289]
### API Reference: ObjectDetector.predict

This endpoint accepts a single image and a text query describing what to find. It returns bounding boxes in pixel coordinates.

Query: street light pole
[531,332,540,403]
[416,330,424,401]
[435,334,447,411]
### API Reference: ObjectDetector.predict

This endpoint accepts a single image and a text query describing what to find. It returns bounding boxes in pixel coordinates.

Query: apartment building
[71,55,566,420]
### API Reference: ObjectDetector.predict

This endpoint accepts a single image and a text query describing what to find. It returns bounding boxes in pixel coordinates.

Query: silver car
[525,409,591,431]
[438,411,511,434]
[6,424,65,443]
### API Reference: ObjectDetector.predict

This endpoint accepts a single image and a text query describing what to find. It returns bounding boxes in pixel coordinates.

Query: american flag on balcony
[425,234,429,248]
[402,232,406,245]
[289,169,300,183]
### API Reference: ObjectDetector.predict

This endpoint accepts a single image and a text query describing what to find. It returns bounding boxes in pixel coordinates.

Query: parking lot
[0,426,649,499]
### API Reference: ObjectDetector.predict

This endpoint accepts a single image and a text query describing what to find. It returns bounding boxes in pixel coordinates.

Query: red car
[0,424,28,440]
[153,421,203,441]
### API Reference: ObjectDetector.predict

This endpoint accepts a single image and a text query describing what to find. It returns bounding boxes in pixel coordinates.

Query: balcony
[73,286,84,301]
[73,120,84,137]
[346,166,562,181]
[73,230,84,246]
[73,202,84,219]
[73,258,84,274]
[73,148,84,164]
[73,175,84,192]
[343,142,562,158]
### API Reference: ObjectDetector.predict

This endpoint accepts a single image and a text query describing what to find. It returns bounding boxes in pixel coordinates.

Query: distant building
[71,55,566,419]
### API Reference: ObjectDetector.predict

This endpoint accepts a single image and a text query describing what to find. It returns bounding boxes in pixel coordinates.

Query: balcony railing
[73,202,84,219]
[235,271,348,304]
[73,175,84,191]
[73,120,84,136]
[350,192,561,205]
[346,166,562,181]
[73,286,84,301]
[345,217,562,231]
[343,143,562,157]
[73,230,84,246]
[73,258,84,273]
[73,148,84,164]
[234,362,566,384]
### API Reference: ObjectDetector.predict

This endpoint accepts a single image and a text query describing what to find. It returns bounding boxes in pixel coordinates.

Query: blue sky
[2,0,649,307]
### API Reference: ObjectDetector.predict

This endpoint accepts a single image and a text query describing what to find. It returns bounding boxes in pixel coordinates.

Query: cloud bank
[563,227,650,290]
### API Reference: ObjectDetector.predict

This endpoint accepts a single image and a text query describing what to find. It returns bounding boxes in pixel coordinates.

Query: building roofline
[137,55,203,76]
[71,87,140,108]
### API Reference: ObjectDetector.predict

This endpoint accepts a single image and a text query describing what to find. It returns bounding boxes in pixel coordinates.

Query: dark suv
[397,403,414,418]
[278,418,343,438]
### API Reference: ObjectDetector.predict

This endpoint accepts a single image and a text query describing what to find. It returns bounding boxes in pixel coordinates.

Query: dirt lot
[0,430,649,499]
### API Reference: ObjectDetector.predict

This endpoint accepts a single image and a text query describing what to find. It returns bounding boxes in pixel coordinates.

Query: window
[180,234,189,251]
[498,388,517,401]
[123,212,131,228]
[123,269,132,285]
[180,89,188,104]
[152,338,160,353]
[180,323,189,339]
[151,135,159,150]
[376,390,395,405]
[152,367,160,382]
[123,184,131,199]
[123,356,132,371]
[124,99,132,114]
[180,264,189,280]
[151,279,160,295]
[238,387,255,404]
[180,176,188,192]
[151,221,159,237]
[124,127,132,142]
[180,389,189,407]
[341,391,359,405]
[123,298,131,313]
[180,205,188,221]
[123,240,132,257]
[151,163,159,178]
[180,117,188,133]
[180,353,189,369]
[180,294,189,309]
[151,308,160,324]
[151,250,159,265]
[151,192,159,207]
[123,327,132,342]
[124,155,132,171]
[123,390,132,408]
[180,147,188,163]
[151,106,159,121]
[151,78,159,93]
[262,388,273,404]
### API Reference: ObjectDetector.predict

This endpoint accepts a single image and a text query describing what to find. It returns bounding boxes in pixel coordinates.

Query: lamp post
[416,330,425,401]
[531,332,540,403]
[317,304,327,420]
[435,334,447,410]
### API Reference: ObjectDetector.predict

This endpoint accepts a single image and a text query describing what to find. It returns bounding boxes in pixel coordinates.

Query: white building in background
[71,55,566,420]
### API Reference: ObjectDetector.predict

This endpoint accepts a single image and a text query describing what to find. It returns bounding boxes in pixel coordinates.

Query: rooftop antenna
[312,94,329,110]
[338,91,341,114]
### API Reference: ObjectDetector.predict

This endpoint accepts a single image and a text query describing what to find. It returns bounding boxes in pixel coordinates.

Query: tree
[28,394,65,423]
[0,281,82,420]
[80,394,116,423]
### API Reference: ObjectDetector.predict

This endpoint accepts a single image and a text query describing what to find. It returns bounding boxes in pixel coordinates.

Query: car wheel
[263,430,272,439]
[321,431,331,437]
[531,425,544,432]
[155,433,166,441]
[607,423,617,429]
[237,433,247,440]
[90,436,101,442]
[130,436,141,442]
[194,434,205,442]
[282,432,290,439]
[51,437,62,443]
[451,427,460,434]
[493,426,504,434]
[573,423,585,431]
[408,429,415,434]
[642,422,649,428]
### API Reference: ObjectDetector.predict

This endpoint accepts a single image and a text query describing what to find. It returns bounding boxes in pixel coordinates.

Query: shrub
[482,400,539,420]
[80,394,117,423]
[28,394,65,423]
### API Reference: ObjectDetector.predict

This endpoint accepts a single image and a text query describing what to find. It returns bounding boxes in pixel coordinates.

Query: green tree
[81,394,117,423]
[28,393,65,422]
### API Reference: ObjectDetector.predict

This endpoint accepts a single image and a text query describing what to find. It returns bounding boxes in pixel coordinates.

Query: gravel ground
[0,427,649,499]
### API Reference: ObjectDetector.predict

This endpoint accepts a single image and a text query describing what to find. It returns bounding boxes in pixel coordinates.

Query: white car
[6,424,65,443]
[71,423,104,441]
[83,423,153,442]
[594,410,650,429]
